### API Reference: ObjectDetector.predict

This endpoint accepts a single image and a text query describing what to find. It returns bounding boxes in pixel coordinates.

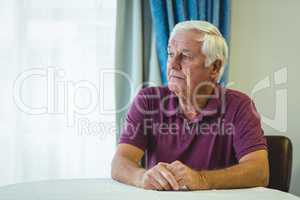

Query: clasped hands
[139,160,209,191]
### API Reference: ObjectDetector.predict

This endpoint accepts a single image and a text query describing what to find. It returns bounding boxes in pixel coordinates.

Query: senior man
[111,21,269,191]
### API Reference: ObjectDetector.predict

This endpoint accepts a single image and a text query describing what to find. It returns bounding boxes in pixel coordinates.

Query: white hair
[169,20,228,82]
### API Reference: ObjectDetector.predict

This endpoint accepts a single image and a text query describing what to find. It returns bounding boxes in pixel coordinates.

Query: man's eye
[168,52,174,57]
[182,54,192,59]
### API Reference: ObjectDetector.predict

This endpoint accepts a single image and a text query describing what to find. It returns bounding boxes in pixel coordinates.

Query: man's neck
[179,85,216,120]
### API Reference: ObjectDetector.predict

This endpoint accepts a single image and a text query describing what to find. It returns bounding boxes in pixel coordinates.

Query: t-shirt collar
[164,84,223,121]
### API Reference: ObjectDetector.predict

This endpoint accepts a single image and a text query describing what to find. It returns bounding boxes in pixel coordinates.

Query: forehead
[168,30,204,50]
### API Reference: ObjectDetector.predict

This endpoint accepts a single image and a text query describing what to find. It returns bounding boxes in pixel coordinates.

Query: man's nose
[169,55,181,70]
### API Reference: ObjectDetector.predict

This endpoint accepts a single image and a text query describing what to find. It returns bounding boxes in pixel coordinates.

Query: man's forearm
[199,161,269,189]
[111,155,146,187]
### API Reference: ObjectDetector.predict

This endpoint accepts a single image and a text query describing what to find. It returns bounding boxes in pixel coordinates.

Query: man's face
[167,30,215,99]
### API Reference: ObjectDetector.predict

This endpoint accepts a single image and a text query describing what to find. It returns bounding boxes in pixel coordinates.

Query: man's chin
[167,84,176,93]
[168,84,184,97]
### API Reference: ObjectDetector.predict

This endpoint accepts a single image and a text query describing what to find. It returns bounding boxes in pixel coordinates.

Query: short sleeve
[233,99,267,161]
[118,89,150,151]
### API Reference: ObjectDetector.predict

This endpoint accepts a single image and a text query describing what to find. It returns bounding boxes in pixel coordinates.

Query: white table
[0,179,299,200]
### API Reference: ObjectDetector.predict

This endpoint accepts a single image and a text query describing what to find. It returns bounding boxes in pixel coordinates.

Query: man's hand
[139,162,179,191]
[167,160,209,190]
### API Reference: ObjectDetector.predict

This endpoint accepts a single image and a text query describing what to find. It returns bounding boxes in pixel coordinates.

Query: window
[0,0,117,185]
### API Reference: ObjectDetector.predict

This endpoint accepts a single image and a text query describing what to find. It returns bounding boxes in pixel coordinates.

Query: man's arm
[111,144,179,190]
[167,149,269,190]
[202,149,269,189]
[111,144,146,187]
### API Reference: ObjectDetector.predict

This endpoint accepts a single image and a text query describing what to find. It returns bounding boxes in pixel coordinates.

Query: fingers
[178,179,187,190]
[142,171,163,190]
[146,173,163,190]
[170,160,183,168]
[144,162,180,191]
[143,161,186,191]
[166,161,184,179]
[157,164,179,190]
[166,161,188,188]
[151,169,172,190]
[168,160,184,172]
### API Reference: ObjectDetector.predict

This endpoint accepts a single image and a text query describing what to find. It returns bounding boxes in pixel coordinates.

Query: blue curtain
[150,0,231,86]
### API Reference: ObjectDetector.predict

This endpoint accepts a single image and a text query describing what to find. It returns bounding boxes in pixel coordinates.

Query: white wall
[230,0,300,195]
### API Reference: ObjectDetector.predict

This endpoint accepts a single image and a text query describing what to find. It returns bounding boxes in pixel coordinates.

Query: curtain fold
[150,0,231,86]
[114,0,162,143]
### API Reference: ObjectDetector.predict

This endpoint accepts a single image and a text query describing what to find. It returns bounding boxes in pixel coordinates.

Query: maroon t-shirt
[119,85,267,170]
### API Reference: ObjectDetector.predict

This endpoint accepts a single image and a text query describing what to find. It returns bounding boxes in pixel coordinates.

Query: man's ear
[209,59,222,81]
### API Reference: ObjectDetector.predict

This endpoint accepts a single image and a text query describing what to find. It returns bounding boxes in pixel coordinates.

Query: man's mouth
[170,75,185,80]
